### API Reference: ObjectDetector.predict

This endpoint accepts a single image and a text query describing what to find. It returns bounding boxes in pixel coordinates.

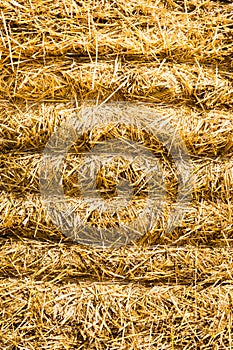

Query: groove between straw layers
[1,0,232,62]
[1,192,233,246]
[0,279,233,349]
[1,238,233,285]
[1,152,233,204]
[1,102,233,155]
[1,60,233,106]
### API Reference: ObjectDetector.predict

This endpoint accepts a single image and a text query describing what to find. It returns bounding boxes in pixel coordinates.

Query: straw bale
[0,278,233,349]
[1,0,233,347]
[1,102,233,155]
[0,0,232,62]
[0,60,233,107]
[1,192,233,246]
[1,152,233,203]
[1,238,233,285]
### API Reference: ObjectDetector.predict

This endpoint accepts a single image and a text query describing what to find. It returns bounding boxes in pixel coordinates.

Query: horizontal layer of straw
[1,238,233,285]
[1,192,233,246]
[1,0,232,63]
[1,152,233,203]
[1,102,233,155]
[0,278,233,349]
[1,60,233,106]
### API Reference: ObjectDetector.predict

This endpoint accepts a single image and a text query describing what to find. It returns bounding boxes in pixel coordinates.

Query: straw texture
[1,0,233,348]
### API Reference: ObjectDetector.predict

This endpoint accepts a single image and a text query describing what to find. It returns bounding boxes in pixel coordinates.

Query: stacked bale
[1,0,233,348]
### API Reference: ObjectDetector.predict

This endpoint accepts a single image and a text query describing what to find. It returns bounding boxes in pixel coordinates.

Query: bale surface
[1,0,233,348]
[1,280,233,349]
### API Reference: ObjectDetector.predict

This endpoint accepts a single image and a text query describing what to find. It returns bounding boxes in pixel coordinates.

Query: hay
[0,279,233,349]
[1,238,233,284]
[1,151,233,201]
[1,0,233,347]
[1,192,233,246]
[1,0,232,62]
[1,102,233,155]
[0,60,233,106]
